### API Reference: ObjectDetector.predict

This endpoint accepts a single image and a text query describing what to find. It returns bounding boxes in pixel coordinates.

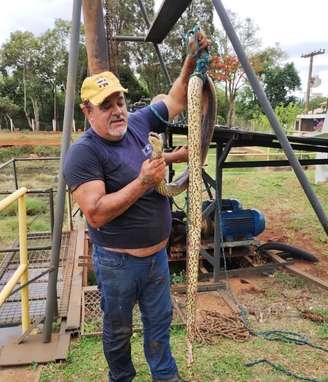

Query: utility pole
[301,49,325,112]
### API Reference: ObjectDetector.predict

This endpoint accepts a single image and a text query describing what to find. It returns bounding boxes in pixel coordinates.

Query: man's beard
[107,118,127,138]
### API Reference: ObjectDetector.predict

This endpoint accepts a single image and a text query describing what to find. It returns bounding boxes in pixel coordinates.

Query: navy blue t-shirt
[63,101,171,249]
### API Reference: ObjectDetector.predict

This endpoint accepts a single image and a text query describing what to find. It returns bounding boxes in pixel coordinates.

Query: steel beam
[212,0,328,235]
[145,0,192,43]
[223,158,328,168]
[43,0,82,343]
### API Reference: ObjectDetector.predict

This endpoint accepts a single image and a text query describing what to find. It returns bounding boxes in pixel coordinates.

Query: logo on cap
[96,78,109,89]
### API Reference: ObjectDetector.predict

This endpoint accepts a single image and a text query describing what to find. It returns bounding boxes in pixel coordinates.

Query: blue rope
[186,25,210,82]
[215,198,328,381]
[245,359,328,382]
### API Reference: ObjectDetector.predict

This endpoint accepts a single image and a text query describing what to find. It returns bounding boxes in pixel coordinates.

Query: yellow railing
[0,187,30,333]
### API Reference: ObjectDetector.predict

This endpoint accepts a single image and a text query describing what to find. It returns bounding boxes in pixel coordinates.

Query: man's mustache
[110,115,126,123]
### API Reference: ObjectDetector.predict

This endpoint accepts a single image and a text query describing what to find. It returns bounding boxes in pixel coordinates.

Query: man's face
[85,92,128,141]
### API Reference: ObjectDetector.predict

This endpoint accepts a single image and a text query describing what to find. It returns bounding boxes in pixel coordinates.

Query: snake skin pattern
[186,75,204,366]
[148,74,217,366]
[148,74,216,200]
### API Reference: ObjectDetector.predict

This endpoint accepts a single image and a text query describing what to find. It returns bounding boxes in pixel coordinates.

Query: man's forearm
[163,149,187,165]
[88,178,149,228]
[166,55,196,118]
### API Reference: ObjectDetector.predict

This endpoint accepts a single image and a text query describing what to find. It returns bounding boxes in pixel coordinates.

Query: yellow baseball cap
[81,71,128,106]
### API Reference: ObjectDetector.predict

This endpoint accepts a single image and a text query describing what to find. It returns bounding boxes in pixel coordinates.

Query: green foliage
[170,271,186,285]
[243,102,303,133]
[33,145,60,157]
[25,197,47,216]
[212,355,252,381]
[308,96,328,112]
[0,20,86,131]
[317,324,328,339]
[0,197,46,218]
[274,272,305,289]
[236,47,301,124]
[263,63,301,108]
[118,65,149,103]
[0,145,35,162]
[0,145,60,163]
[311,307,328,322]
[216,87,229,124]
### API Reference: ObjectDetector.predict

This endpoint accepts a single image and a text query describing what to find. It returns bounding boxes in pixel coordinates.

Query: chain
[195,310,250,344]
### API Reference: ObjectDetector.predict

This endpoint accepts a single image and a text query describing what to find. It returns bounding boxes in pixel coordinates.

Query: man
[64,32,208,382]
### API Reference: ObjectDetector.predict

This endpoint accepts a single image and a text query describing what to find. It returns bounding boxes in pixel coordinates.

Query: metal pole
[49,188,54,235]
[212,0,328,235]
[43,0,82,343]
[304,56,313,113]
[66,188,73,231]
[13,159,18,190]
[213,144,223,282]
[137,0,172,86]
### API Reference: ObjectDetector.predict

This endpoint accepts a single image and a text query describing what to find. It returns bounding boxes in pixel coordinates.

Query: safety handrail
[0,187,30,334]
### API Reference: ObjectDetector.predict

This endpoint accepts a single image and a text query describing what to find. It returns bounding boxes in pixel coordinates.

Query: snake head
[148,132,163,158]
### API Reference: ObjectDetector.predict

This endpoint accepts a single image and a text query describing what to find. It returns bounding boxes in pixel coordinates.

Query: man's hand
[138,157,166,186]
[172,145,188,163]
[188,31,209,57]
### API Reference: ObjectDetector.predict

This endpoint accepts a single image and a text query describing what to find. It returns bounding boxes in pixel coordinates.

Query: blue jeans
[92,245,178,382]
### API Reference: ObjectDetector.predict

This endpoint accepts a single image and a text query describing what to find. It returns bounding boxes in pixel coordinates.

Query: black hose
[257,242,318,263]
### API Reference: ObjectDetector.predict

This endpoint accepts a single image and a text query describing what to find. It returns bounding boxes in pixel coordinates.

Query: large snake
[148,73,217,365]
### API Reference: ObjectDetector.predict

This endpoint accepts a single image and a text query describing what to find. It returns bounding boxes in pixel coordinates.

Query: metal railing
[0,187,30,333]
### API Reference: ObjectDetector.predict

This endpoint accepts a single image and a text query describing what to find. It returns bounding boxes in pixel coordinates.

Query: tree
[118,65,149,102]
[134,0,216,96]
[1,31,42,130]
[39,20,70,131]
[209,12,261,126]
[236,46,301,123]
[0,96,19,131]
[308,96,328,112]
[262,62,301,109]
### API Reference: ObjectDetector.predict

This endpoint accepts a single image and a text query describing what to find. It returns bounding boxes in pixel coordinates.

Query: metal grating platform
[0,231,71,327]
[81,286,183,336]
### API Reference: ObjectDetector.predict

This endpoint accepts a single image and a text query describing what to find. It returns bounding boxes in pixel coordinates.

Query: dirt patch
[227,277,264,295]
[0,132,64,147]
[173,291,233,318]
[0,366,41,382]
[258,209,328,279]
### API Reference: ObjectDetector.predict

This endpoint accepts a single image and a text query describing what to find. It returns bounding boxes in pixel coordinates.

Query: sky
[1,0,327,99]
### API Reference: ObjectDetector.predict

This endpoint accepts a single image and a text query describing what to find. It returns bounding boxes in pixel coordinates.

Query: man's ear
[81,102,92,119]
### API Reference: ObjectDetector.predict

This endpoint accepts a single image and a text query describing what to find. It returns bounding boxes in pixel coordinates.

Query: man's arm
[163,32,208,120]
[163,146,188,165]
[72,157,166,228]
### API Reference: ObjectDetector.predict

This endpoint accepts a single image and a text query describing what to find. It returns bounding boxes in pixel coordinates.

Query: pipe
[43,0,82,343]
[212,0,328,235]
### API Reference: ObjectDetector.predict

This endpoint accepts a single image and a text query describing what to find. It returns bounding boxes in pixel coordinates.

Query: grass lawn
[39,165,328,382]
[40,316,328,382]
[1,136,327,381]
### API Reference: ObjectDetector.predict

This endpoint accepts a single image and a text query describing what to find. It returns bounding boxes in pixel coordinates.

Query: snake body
[148,74,217,365]
[149,74,216,198]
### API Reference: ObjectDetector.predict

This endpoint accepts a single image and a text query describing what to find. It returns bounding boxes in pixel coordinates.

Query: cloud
[0,0,72,44]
